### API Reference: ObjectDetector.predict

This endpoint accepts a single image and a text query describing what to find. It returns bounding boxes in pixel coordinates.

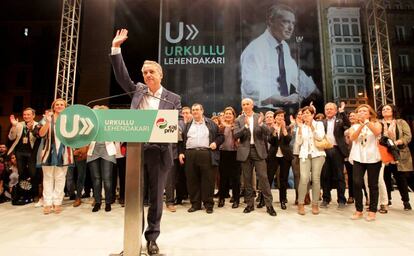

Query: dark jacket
[268,127,294,162]
[179,117,224,166]
[322,111,351,157]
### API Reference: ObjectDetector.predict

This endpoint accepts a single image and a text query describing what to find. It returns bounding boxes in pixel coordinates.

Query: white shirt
[247,115,254,145]
[186,118,210,149]
[274,127,284,157]
[138,87,162,110]
[348,124,381,164]
[111,47,162,110]
[240,29,317,109]
[326,117,337,145]
[296,120,326,159]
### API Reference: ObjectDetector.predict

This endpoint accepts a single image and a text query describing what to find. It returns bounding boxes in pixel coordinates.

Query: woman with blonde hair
[348,104,382,221]
[38,98,74,214]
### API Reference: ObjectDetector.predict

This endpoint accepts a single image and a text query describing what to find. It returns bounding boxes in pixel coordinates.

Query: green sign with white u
[56,105,178,148]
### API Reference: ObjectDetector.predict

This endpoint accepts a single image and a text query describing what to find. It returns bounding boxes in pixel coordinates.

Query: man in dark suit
[320,102,350,208]
[234,98,277,216]
[110,29,181,255]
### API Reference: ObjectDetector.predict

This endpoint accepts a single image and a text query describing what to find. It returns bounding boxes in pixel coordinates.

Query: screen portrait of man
[240,3,318,110]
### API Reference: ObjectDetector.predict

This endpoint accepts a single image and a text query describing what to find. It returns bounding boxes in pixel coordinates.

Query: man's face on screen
[268,10,295,42]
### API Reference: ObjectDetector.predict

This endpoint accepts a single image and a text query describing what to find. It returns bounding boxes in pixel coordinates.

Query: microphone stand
[86,86,176,109]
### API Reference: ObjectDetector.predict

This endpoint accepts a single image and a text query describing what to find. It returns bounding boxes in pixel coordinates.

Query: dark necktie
[276,44,289,96]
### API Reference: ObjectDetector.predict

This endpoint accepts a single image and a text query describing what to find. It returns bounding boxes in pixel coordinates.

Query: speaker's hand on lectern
[179,153,185,165]
[112,29,128,48]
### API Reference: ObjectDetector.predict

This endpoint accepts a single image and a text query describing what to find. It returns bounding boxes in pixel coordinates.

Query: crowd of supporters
[1,99,414,221]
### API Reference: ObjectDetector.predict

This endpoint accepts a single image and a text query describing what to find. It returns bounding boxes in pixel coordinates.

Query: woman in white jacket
[296,106,326,215]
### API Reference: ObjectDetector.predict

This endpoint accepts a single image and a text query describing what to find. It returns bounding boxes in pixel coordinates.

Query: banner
[56,105,178,148]
[160,0,322,114]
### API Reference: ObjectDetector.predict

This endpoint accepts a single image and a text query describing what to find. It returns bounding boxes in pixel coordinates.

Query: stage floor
[1,190,413,256]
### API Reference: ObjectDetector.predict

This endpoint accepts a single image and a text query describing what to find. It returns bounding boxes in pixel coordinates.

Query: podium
[56,105,178,256]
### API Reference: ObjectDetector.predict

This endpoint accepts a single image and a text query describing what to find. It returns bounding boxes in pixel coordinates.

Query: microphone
[86,90,136,106]
[86,86,176,109]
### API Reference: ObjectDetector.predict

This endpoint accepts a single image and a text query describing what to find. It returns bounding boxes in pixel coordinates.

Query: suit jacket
[179,117,224,166]
[234,113,270,161]
[268,127,293,162]
[110,53,182,168]
[323,111,350,157]
[8,121,39,155]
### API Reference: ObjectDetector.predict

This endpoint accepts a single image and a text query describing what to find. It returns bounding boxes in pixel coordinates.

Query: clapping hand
[258,112,264,126]
[112,29,128,48]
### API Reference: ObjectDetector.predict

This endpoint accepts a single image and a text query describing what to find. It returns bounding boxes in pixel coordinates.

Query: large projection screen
[159,0,322,114]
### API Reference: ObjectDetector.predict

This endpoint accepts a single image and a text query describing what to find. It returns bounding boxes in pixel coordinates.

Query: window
[396,26,406,41]
[354,55,362,67]
[402,84,413,103]
[347,85,356,98]
[395,1,402,9]
[351,24,359,36]
[399,55,410,72]
[342,24,350,36]
[339,86,347,98]
[336,55,344,67]
[334,24,341,36]
[357,86,365,97]
[345,55,353,66]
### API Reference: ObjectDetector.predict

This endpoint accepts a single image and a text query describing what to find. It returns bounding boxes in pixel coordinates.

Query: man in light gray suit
[234,98,276,216]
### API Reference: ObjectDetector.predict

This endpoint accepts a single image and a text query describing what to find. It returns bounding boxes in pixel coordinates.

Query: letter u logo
[60,114,80,138]
[165,22,184,44]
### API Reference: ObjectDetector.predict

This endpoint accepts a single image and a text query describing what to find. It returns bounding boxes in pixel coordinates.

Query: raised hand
[9,115,18,126]
[112,29,129,48]
[339,101,346,113]
[309,101,316,113]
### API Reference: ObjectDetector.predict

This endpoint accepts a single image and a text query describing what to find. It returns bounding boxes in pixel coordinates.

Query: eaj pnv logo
[156,118,168,129]
[56,105,99,148]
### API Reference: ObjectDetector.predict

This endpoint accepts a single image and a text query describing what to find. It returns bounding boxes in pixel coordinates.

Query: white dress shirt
[240,29,317,109]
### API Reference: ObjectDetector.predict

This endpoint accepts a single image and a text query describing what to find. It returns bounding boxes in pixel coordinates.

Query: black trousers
[175,160,188,201]
[218,150,240,202]
[185,149,215,209]
[321,147,346,204]
[353,161,381,212]
[143,144,171,242]
[267,156,291,202]
[384,164,411,203]
[15,151,38,197]
[112,157,126,201]
[345,161,354,198]
[165,159,179,205]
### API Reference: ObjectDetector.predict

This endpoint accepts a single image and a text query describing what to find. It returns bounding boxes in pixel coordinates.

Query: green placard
[93,109,157,142]
[56,105,178,148]
[56,104,99,148]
